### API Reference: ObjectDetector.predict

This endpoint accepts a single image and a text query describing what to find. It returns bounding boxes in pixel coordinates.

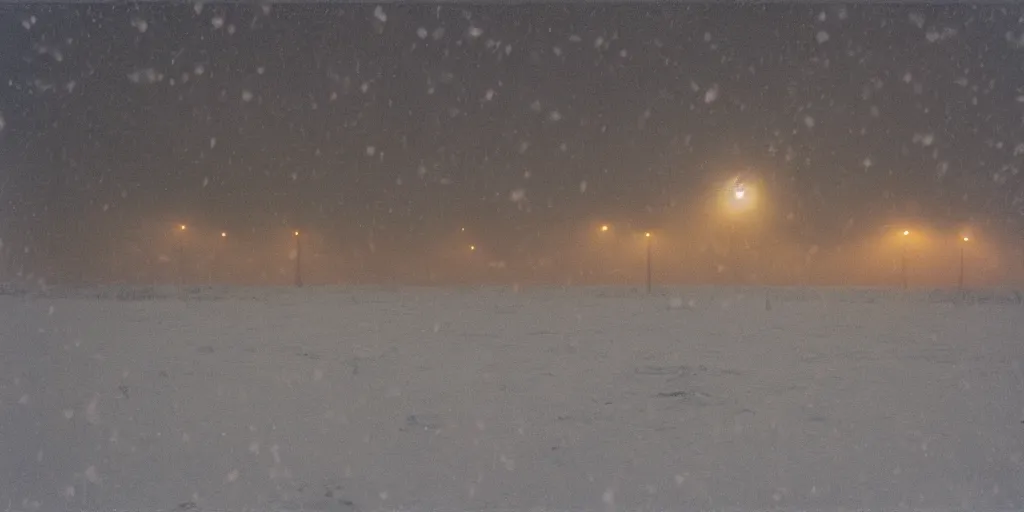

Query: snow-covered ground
[2,285,1023,512]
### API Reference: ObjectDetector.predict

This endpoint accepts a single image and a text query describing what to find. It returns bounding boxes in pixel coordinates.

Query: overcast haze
[1,4,1023,286]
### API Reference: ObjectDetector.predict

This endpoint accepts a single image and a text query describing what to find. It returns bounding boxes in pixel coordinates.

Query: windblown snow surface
[1,285,1023,512]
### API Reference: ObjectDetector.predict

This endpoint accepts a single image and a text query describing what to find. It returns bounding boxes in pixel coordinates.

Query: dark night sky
[1,3,1023,281]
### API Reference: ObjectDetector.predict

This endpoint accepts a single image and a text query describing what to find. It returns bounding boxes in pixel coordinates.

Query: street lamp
[645,232,652,294]
[719,176,760,284]
[293,230,303,288]
[600,224,610,233]
[901,229,910,289]
[959,236,969,291]
[176,224,188,285]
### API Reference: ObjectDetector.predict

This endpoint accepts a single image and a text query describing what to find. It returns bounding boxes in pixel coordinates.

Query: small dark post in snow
[294,230,303,288]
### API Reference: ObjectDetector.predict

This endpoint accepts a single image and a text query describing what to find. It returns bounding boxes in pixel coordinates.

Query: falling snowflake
[925,27,957,43]
[484,89,494,101]
[127,68,163,84]
[256,66,265,75]
[509,188,526,202]
[211,16,224,29]
[416,27,427,39]
[530,100,542,112]
[194,64,205,75]
[803,115,815,128]
[912,133,935,146]
[0,112,5,132]
[579,181,587,193]
[209,137,216,149]
[131,18,149,33]
[815,31,829,44]
[908,11,925,29]
[366,146,376,156]
[241,90,254,102]
[548,110,563,122]
[468,26,483,38]
[374,6,387,23]
[432,27,445,40]
[704,84,719,104]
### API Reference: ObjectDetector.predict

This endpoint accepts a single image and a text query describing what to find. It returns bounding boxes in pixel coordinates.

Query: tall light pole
[645,232,652,294]
[177,224,187,286]
[959,236,969,291]
[214,231,226,284]
[901,230,910,289]
[293,230,303,288]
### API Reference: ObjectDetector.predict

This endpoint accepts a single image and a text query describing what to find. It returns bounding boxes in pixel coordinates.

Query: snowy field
[2,285,1023,512]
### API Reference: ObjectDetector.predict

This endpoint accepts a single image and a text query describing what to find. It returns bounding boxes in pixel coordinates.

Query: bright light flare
[294,231,300,236]
[179,224,187,231]
[469,245,476,251]
[600,224,610,232]
[962,236,969,242]
[644,232,651,238]
[903,230,910,236]
[719,176,758,215]
[221,232,227,238]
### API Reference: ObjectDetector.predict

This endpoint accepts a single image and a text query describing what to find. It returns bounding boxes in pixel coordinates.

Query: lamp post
[213,231,226,284]
[901,230,910,289]
[294,231,303,288]
[959,236,969,291]
[645,232,652,294]
[722,176,755,284]
[177,224,187,285]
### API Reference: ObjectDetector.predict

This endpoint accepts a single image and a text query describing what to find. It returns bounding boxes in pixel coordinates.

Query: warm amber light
[600,225,609,232]
[294,231,300,236]
[644,232,651,238]
[469,245,476,251]
[179,224,187,231]
[903,230,910,236]
[962,236,969,242]
[221,232,227,238]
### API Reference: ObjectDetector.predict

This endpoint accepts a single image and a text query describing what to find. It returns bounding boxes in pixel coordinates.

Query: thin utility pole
[294,232,303,288]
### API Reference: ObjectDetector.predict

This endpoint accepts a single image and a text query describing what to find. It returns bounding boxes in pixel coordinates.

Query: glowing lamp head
[294,231,300,236]
[221,232,227,238]
[962,236,969,242]
[903,230,910,236]
[179,224,187,231]
[644,232,651,238]
[600,225,609,232]
[469,245,476,251]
